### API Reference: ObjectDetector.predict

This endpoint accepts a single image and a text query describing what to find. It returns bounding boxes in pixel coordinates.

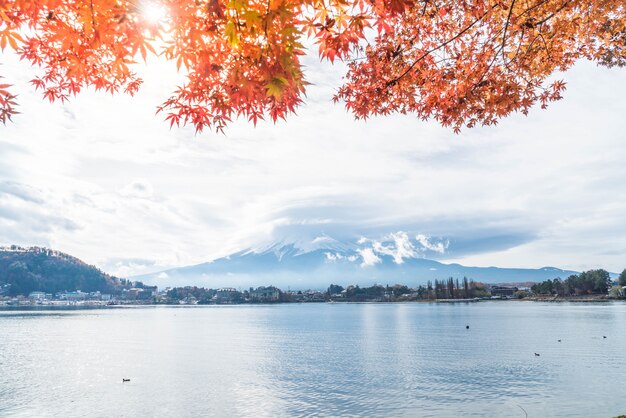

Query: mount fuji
[133,233,578,289]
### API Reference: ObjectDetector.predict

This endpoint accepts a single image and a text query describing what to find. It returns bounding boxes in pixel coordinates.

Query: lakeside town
[3,246,625,308]
[2,268,626,307]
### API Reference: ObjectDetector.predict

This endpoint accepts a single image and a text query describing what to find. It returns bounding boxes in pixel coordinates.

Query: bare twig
[518,404,529,418]
[501,0,518,62]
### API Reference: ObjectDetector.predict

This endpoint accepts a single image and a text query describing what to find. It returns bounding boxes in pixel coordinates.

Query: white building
[28,291,47,300]
[63,291,87,301]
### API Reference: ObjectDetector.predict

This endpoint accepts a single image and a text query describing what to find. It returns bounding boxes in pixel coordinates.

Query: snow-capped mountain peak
[133,231,578,289]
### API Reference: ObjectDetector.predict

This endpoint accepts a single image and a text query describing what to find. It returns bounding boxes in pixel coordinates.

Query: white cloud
[120,179,154,199]
[352,232,448,265]
[415,234,449,254]
[325,252,359,263]
[357,248,381,267]
[367,231,417,264]
[1,49,625,277]
[324,252,339,261]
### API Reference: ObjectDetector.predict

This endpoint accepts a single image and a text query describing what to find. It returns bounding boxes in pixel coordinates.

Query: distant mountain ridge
[134,240,581,289]
[0,243,587,294]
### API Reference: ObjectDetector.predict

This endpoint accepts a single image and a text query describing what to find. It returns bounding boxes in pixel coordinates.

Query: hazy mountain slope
[134,243,578,289]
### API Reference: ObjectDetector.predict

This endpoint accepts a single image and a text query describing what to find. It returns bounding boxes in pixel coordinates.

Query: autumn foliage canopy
[0,0,624,132]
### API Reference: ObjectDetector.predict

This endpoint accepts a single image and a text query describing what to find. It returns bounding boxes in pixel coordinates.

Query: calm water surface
[1,302,625,417]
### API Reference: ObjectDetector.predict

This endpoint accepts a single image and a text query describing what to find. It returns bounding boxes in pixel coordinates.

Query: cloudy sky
[1,46,625,277]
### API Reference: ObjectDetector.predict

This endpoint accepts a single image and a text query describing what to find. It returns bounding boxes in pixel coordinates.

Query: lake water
[1,302,625,417]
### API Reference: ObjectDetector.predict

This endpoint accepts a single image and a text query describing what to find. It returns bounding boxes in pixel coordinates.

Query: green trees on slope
[0,247,120,296]
[531,269,612,296]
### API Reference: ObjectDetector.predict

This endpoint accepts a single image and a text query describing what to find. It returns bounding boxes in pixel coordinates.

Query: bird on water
[122,379,131,382]
[534,353,540,357]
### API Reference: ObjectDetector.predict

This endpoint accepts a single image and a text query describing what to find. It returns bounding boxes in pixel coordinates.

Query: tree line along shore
[2,247,625,305]
[2,268,625,306]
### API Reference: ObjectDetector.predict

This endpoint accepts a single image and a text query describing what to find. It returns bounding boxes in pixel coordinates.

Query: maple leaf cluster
[0,0,624,132]
[336,0,626,132]
[0,74,17,124]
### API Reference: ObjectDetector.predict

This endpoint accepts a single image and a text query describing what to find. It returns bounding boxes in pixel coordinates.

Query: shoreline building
[490,286,519,297]
[215,288,241,304]
[249,286,280,302]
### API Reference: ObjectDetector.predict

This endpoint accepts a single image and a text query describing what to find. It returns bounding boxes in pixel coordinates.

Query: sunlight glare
[142,2,168,25]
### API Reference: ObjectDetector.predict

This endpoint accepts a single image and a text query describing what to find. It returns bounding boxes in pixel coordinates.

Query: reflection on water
[1,302,625,417]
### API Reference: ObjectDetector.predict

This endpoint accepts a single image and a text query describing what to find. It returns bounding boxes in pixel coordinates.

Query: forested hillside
[0,246,125,296]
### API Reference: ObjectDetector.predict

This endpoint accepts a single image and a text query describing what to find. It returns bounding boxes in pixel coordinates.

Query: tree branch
[501,0,517,62]
[386,5,496,86]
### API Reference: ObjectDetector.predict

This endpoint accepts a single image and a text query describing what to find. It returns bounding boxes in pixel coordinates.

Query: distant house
[249,286,280,302]
[138,286,157,300]
[63,291,87,301]
[490,286,518,297]
[301,289,325,302]
[143,286,158,296]
[28,291,47,300]
[125,288,143,300]
[136,289,153,301]
[124,287,156,301]
[215,288,241,304]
